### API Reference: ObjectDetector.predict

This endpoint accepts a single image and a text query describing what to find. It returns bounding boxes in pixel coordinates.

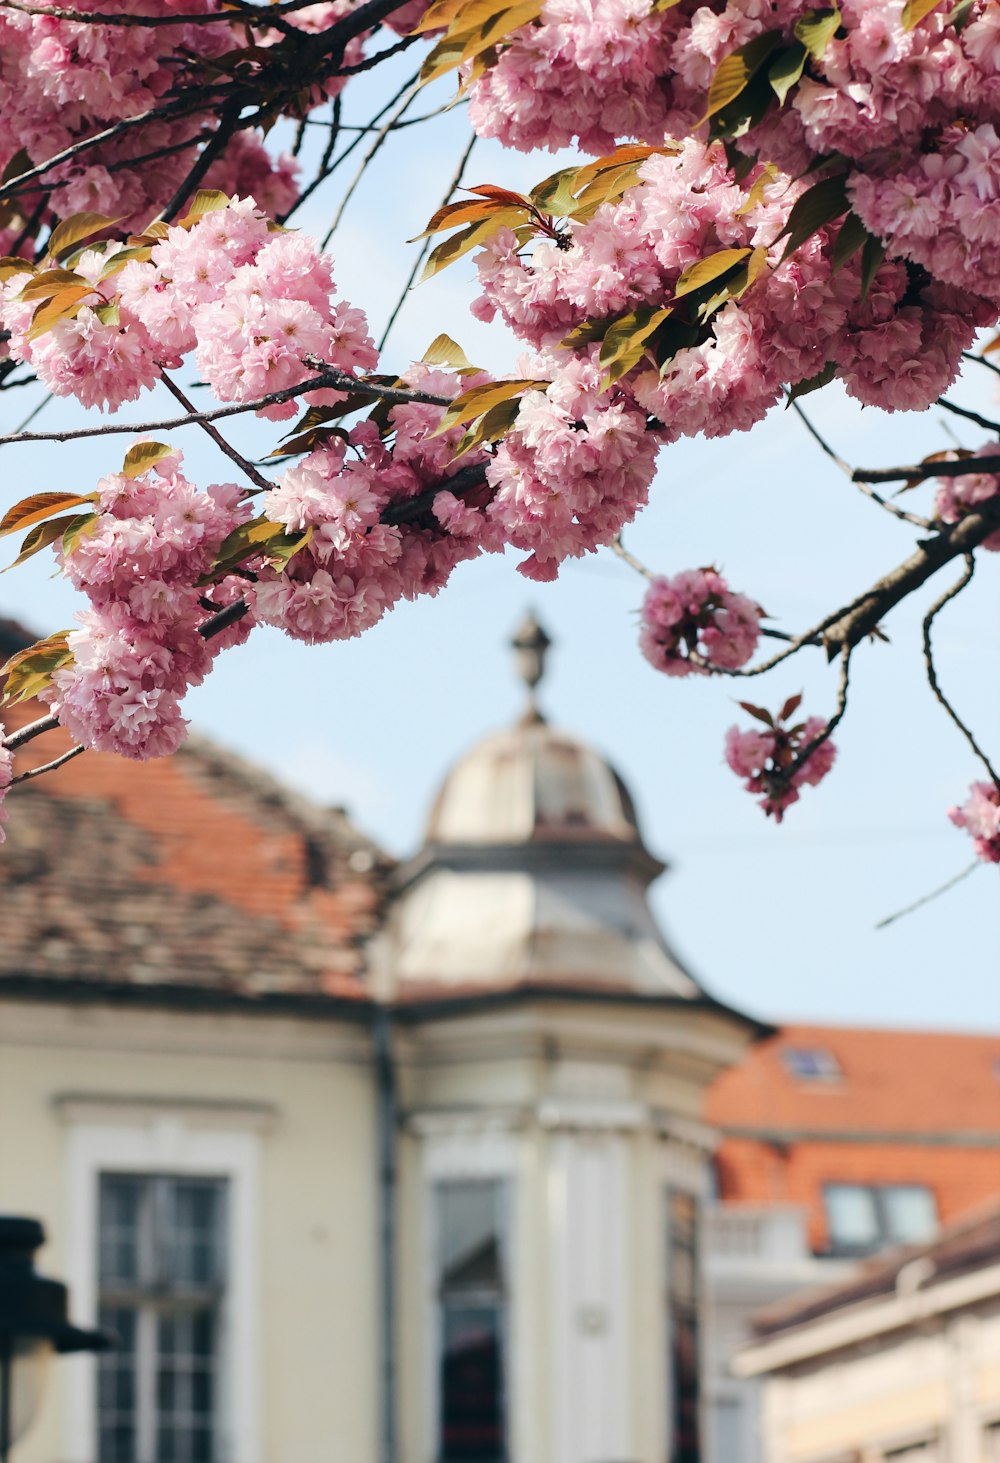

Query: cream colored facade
[0,996,380,1463]
[736,1230,1000,1463]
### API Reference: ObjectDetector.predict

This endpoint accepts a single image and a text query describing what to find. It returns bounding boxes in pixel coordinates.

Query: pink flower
[639,569,762,677]
[949,781,1000,863]
[725,709,837,822]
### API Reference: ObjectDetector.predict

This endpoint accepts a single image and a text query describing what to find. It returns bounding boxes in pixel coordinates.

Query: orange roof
[707,1023,1000,1138]
[0,661,390,1002]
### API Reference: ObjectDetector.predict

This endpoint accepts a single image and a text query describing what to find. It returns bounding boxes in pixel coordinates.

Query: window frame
[822,1181,937,1256]
[61,1104,263,1463]
[97,1172,229,1463]
[431,1175,511,1463]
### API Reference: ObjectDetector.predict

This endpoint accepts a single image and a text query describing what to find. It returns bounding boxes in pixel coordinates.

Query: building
[704,1025,1000,1463]
[732,1202,1000,1462]
[0,615,764,1463]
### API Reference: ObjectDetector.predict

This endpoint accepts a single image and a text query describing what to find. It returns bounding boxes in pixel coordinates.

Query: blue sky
[3,59,999,1034]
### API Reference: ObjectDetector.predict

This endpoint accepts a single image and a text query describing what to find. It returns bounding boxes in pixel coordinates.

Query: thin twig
[0,369,453,448]
[937,397,1000,435]
[11,743,85,783]
[320,81,420,249]
[610,534,653,582]
[961,350,1000,378]
[875,861,980,930]
[159,371,273,492]
[789,396,931,527]
[379,131,477,353]
[922,554,1000,788]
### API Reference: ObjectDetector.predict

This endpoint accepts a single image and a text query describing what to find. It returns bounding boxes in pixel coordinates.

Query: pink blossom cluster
[466,0,1000,354]
[2,198,377,414]
[934,443,1000,552]
[0,728,12,843]
[42,449,251,758]
[725,713,837,822]
[639,568,761,676]
[949,781,1000,864]
[472,140,987,454]
[0,0,306,255]
[251,364,506,641]
[486,355,658,580]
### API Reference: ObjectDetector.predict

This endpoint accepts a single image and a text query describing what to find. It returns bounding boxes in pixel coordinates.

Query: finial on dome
[511,612,551,722]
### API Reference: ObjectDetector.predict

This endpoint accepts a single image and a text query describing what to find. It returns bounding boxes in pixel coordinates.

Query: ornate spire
[510,612,551,722]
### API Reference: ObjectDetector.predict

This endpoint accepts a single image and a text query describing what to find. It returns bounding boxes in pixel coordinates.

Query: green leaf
[421,334,478,373]
[707,68,778,143]
[61,511,97,558]
[433,378,543,436]
[673,248,752,300]
[901,0,943,27]
[0,632,73,707]
[946,0,976,30]
[859,231,886,298]
[785,361,837,402]
[793,7,841,59]
[530,167,582,217]
[830,210,869,272]
[25,286,94,341]
[0,491,95,537]
[264,527,313,571]
[779,172,849,260]
[701,30,783,121]
[93,299,120,327]
[723,142,758,184]
[46,212,122,262]
[768,42,806,105]
[121,441,174,479]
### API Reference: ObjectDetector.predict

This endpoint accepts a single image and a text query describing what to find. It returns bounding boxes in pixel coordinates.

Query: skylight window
[781,1046,841,1081]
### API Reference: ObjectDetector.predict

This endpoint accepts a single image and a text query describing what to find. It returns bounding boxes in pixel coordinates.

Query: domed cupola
[385,616,703,1001]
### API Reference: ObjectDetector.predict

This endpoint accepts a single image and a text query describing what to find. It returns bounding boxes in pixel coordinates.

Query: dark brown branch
[159,371,274,492]
[0,0,340,25]
[155,100,242,225]
[1,713,59,749]
[823,499,1000,657]
[937,397,1000,435]
[922,555,1000,788]
[851,454,1000,486]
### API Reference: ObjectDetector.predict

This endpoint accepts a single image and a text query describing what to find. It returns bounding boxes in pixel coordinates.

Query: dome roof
[425,712,642,848]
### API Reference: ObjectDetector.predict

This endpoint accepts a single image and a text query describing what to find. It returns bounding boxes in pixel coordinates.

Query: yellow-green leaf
[0,256,33,283]
[26,286,94,341]
[0,632,73,707]
[599,304,672,385]
[785,360,837,402]
[673,247,752,300]
[793,7,841,58]
[434,378,543,436]
[419,211,530,281]
[768,42,806,105]
[450,395,523,460]
[0,491,96,537]
[4,514,84,572]
[121,441,174,479]
[419,0,543,83]
[264,526,313,571]
[176,190,231,227]
[901,0,943,26]
[46,212,121,262]
[702,30,783,122]
[421,334,479,372]
[17,269,87,302]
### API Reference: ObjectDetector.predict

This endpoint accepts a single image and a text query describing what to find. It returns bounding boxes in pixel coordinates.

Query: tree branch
[158,371,274,492]
[1,713,59,749]
[851,454,1000,486]
[11,743,85,783]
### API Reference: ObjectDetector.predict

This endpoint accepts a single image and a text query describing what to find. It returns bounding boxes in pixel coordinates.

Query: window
[781,1047,841,1081]
[436,1180,507,1463]
[667,1188,700,1463]
[824,1184,936,1255]
[97,1175,227,1463]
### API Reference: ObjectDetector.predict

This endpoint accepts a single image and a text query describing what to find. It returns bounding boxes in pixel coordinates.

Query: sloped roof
[1,626,390,1003]
[751,1197,1000,1340]
[707,1023,1000,1138]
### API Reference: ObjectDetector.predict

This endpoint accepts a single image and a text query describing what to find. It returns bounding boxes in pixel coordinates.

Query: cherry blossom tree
[0,0,998,870]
